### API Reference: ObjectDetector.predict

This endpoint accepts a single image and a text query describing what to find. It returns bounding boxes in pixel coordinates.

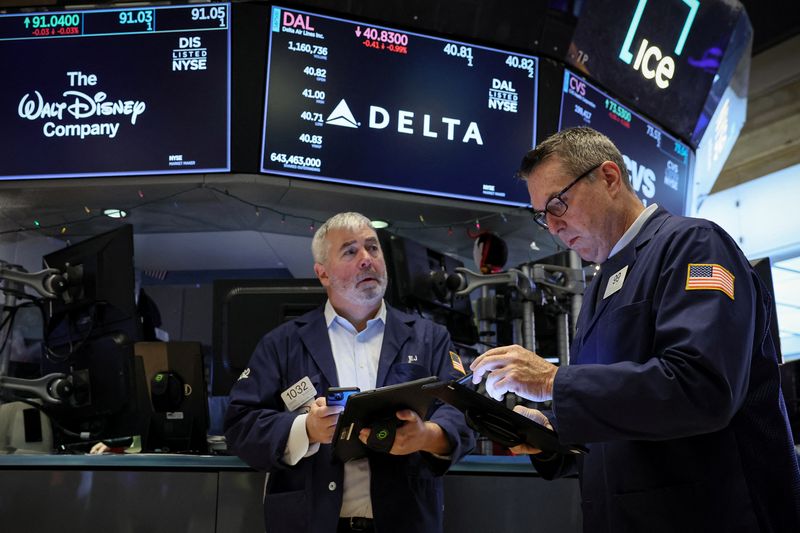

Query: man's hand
[509,405,553,455]
[470,344,558,402]
[358,409,451,456]
[306,396,344,444]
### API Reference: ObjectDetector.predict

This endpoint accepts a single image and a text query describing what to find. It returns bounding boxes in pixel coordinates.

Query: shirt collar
[608,203,659,259]
[324,299,387,332]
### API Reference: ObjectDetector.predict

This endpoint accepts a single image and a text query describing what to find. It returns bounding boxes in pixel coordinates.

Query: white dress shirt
[282,300,387,519]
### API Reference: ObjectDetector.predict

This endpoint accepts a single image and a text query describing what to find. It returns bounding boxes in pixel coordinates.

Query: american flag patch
[449,351,466,375]
[685,263,734,300]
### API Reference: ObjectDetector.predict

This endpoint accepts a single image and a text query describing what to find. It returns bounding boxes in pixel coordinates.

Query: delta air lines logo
[324,98,483,144]
[326,99,359,128]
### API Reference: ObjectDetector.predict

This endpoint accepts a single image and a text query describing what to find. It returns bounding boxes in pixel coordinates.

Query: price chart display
[261,6,539,206]
[0,3,230,179]
[559,70,692,215]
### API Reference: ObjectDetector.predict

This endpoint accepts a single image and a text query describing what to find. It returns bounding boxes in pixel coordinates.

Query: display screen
[566,0,747,146]
[559,70,692,215]
[0,3,231,179]
[261,6,538,206]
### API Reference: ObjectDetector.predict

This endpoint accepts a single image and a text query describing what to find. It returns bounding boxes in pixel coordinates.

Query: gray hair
[311,212,375,264]
[517,127,633,192]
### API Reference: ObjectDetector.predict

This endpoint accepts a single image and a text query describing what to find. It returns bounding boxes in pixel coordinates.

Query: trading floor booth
[0,0,754,531]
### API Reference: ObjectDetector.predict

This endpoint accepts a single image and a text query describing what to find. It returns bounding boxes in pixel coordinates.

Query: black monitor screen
[212,279,327,396]
[261,5,538,206]
[559,69,692,215]
[0,3,231,179]
[39,225,149,446]
[42,224,140,345]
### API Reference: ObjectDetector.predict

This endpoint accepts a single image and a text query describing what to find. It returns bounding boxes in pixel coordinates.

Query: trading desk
[0,454,581,533]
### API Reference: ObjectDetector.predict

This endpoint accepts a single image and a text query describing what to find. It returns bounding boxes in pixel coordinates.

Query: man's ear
[600,161,624,197]
[314,262,330,287]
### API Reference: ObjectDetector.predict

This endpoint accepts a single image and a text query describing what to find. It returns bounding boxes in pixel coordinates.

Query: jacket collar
[296,303,417,388]
[574,207,671,355]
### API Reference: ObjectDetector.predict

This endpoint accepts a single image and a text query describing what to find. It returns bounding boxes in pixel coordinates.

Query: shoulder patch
[449,351,466,375]
[685,263,734,300]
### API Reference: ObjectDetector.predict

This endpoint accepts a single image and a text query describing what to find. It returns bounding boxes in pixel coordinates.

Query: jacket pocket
[264,489,307,533]
[595,299,653,364]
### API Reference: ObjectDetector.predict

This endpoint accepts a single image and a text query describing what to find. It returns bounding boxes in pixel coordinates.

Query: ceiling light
[103,208,127,219]
[371,219,389,229]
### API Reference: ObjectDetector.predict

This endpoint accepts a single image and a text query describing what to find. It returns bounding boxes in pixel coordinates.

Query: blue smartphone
[326,386,360,406]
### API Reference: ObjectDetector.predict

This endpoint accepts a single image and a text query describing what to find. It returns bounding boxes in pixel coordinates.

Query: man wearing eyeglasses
[471,127,800,532]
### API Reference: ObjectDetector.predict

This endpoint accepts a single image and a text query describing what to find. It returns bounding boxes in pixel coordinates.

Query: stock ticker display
[261,6,539,207]
[559,70,692,215]
[0,3,231,179]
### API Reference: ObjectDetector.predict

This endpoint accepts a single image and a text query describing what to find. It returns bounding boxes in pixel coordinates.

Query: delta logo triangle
[326,99,359,128]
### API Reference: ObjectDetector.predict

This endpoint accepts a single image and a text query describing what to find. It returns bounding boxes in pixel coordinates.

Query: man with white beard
[225,212,474,533]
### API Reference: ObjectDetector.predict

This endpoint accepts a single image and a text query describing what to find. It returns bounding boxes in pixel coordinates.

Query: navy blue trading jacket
[224,303,474,533]
[533,207,800,533]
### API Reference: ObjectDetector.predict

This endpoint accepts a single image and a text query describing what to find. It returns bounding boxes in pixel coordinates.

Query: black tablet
[331,376,439,462]
[422,374,587,455]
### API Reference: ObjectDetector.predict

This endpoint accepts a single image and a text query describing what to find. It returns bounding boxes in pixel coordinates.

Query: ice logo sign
[618,0,699,89]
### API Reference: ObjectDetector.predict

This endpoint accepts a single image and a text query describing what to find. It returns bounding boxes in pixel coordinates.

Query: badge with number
[603,265,628,299]
[281,376,317,412]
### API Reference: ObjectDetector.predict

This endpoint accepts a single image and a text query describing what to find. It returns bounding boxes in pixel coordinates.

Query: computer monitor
[377,230,477,346]
[211,279,327,396]
[38,225,150,447]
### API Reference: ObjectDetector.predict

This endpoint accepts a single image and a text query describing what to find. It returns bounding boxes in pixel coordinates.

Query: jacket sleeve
[424,323,476,473]
[553,224,758,443]
[223,333,300,472]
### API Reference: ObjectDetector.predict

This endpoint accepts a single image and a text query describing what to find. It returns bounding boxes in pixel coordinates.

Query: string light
[60,226,67,234]
[137,190,144,199]
[475,219,481,230]
[255,206,260,217]
[84,206,91,214]
[33,220,40,227]
[418,215,425,224]
[447,226,453,236]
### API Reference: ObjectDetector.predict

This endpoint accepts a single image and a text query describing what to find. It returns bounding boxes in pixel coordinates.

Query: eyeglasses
[531,163,603,229]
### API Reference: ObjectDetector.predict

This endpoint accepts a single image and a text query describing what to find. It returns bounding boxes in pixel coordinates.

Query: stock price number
[646,124,662,145]
[673,141,688,159]
[24,13,80,30]
[302,88,326,102]
[443,43,473,67]
[361,27,409,45]
[303,66,327,80]
[300,110,324,123]
[605,99,632,123]
[270,153,322,168]
[191,5,227,27]
[299,133,323,147]
[505,55,536,78]
[119,10,154,31]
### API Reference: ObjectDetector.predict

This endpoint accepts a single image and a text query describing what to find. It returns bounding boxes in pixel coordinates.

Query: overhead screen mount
[261,5,539,207]
[0,2,231,180]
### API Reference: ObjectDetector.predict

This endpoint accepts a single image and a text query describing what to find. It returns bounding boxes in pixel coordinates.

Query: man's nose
[546,212,564,235]
[358,249,373,268]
